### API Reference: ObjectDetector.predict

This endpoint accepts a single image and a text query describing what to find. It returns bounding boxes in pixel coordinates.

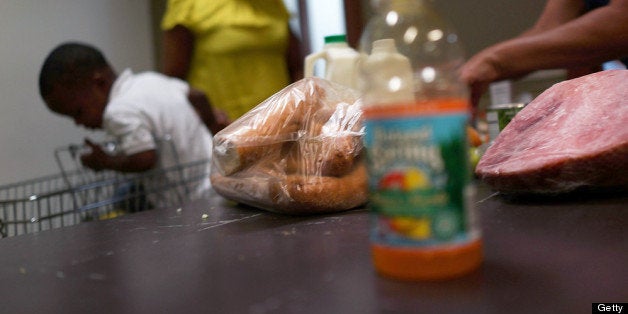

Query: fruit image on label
[389,217,431,239]
[378,167,430,191]
[378,171,405,190]
[404,167,429,190]
[385,209,460,241]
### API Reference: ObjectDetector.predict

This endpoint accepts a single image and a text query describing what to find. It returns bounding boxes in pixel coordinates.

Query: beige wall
[432,1,547,56]
[359,0,547,57]
[150,0,168,70]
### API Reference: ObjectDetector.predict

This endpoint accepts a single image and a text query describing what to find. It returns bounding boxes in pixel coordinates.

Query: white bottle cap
[371,38,397,54]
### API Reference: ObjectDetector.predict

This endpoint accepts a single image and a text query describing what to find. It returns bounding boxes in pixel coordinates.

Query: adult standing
[161,0,304,120]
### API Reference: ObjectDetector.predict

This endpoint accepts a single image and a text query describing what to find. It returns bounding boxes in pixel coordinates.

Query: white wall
[0,0,154,185]
[282,0,302,40]
[306,0,346,76]
[306,0,346,53]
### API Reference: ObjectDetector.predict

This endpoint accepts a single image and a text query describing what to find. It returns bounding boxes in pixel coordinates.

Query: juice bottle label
[363,98,473,247]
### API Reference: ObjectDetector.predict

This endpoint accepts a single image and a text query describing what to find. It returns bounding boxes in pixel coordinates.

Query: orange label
[363,98,470,119]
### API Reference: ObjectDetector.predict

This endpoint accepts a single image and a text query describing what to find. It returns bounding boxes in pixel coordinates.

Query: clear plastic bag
[210,78,367,214]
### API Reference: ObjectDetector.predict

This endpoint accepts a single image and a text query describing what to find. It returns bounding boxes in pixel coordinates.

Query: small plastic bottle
[304,34,360,89]
[359,0,482,281]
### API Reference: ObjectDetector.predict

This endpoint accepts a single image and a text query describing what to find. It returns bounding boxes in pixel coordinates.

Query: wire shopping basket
[0,137,211,238]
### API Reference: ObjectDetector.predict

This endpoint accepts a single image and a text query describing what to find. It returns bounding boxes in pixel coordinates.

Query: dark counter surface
[1,185,626,314]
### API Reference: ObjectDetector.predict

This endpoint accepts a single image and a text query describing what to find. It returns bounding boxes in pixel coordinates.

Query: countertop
[0,185,626,314]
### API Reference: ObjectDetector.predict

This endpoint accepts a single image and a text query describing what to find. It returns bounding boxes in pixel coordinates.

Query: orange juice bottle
[359,0,482,281]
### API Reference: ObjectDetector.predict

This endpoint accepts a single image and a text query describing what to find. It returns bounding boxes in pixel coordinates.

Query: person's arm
[286,29,304,82]
[460,0,628,106]
[187,88,230,134]
[490,0,627,76]
[80,139,157,173]
[522,0,585,36]
[161,25,195,79]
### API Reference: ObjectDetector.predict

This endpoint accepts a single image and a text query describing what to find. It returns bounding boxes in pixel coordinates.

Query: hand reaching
[80,138,109,171]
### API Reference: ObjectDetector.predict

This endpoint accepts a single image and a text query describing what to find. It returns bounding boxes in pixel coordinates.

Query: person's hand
[211,108,231,133]
[187,88,231,134]
[459,48,502,109]
[80,138,109,171]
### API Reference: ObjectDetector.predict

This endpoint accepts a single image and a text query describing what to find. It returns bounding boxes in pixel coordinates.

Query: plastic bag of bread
[210,77,367,214]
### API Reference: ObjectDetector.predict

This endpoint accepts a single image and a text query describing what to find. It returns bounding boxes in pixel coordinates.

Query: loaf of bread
[211,77,367,214]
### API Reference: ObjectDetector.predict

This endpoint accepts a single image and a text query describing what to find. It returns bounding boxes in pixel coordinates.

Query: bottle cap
[371,38,397,54]
[324,34,347,44]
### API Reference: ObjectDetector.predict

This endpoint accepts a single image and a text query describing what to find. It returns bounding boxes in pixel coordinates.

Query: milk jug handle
[304,51,326,78]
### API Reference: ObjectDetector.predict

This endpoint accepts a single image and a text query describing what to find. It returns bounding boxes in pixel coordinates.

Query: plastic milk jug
[304,34,360,89]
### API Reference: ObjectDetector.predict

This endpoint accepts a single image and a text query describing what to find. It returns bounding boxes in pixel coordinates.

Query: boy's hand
[211,108,231,132]
[80,138,157,173]
[80,139,109,171]
[188,88,231,134]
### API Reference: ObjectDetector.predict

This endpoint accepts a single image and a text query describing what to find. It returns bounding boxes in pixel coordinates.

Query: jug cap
[324,34,347,44]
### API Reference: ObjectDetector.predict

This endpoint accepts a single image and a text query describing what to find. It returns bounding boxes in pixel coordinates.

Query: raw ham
[475,70,628,194]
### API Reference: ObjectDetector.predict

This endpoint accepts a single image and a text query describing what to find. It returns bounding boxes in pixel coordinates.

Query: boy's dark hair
[38,42,110,98]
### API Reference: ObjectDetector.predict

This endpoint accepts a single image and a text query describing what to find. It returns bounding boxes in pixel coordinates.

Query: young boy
[38,42,227,207]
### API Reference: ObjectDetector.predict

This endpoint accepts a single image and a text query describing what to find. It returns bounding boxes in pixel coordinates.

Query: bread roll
[211,77,367,214]
[270,161,368,214]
